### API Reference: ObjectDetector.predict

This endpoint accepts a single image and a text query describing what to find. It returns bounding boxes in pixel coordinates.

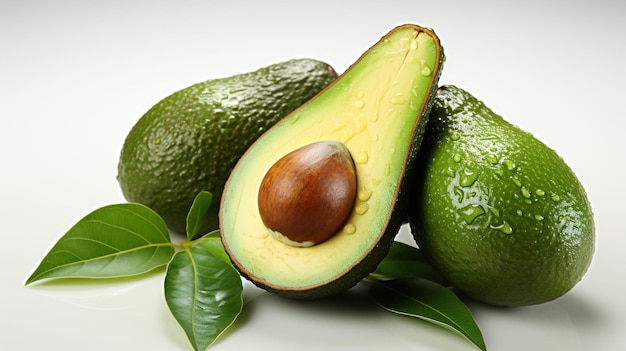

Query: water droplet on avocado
[457,204,486,224]
[534,214,544,221]
[355,203,369,215]
[453,154,462,163]
[494,168,504,179]
[153,137,161,145]
[512,178,522,187]
[504,160,516,171]
[343,223,356,234]
[358,188,372,201]
[290,114,300,125]
[535,189,545,196]
[229,87,245,94]
[450,133,460,141]
[384,162,391,175]
[521,186,531,199]
[390,95,406,105]
[486,154,499,165]
[460,169,478,187]
[370,111,380,122]
[479,133,500,141]
[340,130,354,143]
[354,115,368,133]
[453,186,464,202]
[354,100,365,108]
[330,121,346,133]
[446,167,455,177]
[491,221,513,234]
[551,194,561,202]
[516,209,523,216]
[355,151,369,164]
[421,66,432,76]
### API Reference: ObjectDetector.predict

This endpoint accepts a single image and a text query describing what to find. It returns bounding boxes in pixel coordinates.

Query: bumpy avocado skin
[117,59,338,235]
[220,25,445,299]
[408,85,595,306]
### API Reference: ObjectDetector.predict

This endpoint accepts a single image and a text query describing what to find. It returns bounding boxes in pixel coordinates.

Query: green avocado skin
[117,59,338,235]
[408,85,595,306]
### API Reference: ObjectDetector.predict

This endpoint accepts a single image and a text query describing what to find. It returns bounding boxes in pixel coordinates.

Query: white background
[2,1,625,350]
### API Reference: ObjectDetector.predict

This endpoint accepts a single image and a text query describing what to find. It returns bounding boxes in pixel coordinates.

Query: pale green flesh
[221,27,439,290]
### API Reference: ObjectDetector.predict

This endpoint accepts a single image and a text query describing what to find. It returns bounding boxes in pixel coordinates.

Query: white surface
[2,1,625,350]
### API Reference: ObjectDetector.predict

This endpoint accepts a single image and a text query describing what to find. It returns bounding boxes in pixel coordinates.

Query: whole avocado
[408,85,594,306]
[117,59,338,235]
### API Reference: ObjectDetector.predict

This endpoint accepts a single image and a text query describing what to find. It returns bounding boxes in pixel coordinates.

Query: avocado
[117,59,338,235]
[408,85,594,306]
[220,24,444,299]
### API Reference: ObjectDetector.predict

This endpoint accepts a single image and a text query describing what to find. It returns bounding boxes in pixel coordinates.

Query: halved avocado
[219,24,444,299]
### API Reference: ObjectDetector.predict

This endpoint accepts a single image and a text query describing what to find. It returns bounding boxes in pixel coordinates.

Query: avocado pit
[257,141,357,247]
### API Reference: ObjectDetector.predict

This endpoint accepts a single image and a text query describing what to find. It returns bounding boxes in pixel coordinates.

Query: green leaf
[186,191,213,241]
[194,230,230,264]
[372,241,448,285]
[203,230,221,239]
[370,277,486,351]
[165,240,243,351]
[26,203,174,284]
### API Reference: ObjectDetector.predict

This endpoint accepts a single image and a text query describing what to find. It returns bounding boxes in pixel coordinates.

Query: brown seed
[258,141,357,247]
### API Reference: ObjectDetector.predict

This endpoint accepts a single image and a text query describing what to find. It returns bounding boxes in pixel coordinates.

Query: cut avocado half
[219,24,444,299]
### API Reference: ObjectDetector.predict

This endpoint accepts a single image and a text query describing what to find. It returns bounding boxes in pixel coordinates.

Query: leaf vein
[33,243,173,278]
[379,283,474,337]
[116,205,170,242]
[81,218,161,245]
